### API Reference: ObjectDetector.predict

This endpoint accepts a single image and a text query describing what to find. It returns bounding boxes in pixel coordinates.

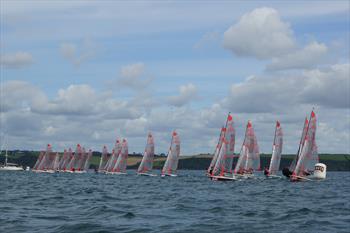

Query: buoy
[313,163,326,179]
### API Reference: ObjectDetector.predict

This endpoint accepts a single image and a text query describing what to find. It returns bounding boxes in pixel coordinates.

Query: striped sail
[293,111,319,177]
[234,121,260,173]
[33,151,44,170]
[162,131,180,176]
[224,114,235,174]
[83,149,92,171]
[113,139,128,173]
[137,133,155,174]
[105,139,121,172]
[212,138,228,176]
[37,144,54,170]
[53,153,60,171]
[207,127,225,174]
[64,148,74,171]
[268,121,283,175]
[98,146,109,172]
[290,118,309,171]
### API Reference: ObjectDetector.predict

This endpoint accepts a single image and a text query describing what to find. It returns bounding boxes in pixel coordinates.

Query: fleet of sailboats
[2,110,325,181]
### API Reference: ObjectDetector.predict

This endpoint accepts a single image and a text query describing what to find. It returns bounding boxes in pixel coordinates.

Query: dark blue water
[1,171,349,233]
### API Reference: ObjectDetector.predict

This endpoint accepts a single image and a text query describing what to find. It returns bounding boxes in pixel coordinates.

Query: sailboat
[62,148,74,172]
[265,121,283,178]
[161,131,180,177]
[209,113,236,181]
[98,145,109,173]
[104,139,121,173]
[234,121,260,179]
[108,139,128,175]
[137,132,156,176]
[0,150,24,171]
[0,137,24,171]
[33,144,57,173]
[289,111,320,181]
[206,127,226,176]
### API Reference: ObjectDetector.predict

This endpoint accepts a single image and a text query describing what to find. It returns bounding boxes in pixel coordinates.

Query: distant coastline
[1,151,350,171]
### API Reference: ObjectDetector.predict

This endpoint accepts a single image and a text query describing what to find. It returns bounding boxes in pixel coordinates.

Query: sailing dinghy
[161,131,180,177]
[289,111,323,181]
[137,133,156,176]
[234,121,260,179]
[33,144,57,173]
[107,139,128,175]
[98,145,109,173]
[104,139,122,173]
[265,121,283,178]
[209,113,237,181]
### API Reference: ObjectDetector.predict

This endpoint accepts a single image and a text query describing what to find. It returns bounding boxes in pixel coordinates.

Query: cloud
[267,41,328,70]
[117,63,152,90]
[223,63,350,113]
[167,83,198,107]
[60,39,97,67]
[223,7,295,59]
[0,80,47,112]
[0,51,33,68]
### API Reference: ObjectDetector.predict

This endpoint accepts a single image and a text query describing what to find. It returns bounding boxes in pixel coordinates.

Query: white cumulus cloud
[223,7,295,59]
[167,83,198,107]
[0,51,33,68]
[267,41,328,70]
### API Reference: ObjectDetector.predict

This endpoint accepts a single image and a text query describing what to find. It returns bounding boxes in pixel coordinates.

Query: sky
[0,0,349,155]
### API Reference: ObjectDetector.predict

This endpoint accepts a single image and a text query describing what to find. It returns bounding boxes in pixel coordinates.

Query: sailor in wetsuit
[264,167,270,176]
[282,167,293,178]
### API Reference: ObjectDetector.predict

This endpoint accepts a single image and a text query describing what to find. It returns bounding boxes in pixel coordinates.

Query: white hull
[211,175,237,181]
[137,172,157,177]
[0,166,24,171]
[290,175,313,182]
[235,173,254,179]
[32,169,55,173]
[161,173,177,177]
[106,171,127,175]
[266,174,282,179]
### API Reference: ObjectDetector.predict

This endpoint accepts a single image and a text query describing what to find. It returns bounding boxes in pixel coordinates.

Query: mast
[234,121,250,173]
[269,121,283,175]
[5,150,8,167]
[293,109,317,176]
[207,112,231,174]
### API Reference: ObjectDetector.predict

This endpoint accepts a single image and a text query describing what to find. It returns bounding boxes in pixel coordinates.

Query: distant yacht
[0,150,24,171]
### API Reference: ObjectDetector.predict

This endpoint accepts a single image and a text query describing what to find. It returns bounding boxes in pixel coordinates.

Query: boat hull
[211,175,237,181]
[161,173,177,177]
[0,166,24,171]
[105,171,127,175]
[137,172,157,177]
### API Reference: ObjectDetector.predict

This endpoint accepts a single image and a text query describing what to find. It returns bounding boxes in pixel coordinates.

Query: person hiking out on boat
[282,167,292,178]
[264,167,270,176]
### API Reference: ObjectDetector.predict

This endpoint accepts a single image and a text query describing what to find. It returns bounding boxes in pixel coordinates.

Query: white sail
[137,133,155,174]
[293,111,318,178]
[234,121,260,174]
[268,121,283,175]
[162,131,180,176]
[113,139,128,173]
[98,146,109,172]
[212,138,228,176]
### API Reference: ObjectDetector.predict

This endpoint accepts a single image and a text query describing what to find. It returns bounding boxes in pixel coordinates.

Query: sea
[0,171,349,233]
